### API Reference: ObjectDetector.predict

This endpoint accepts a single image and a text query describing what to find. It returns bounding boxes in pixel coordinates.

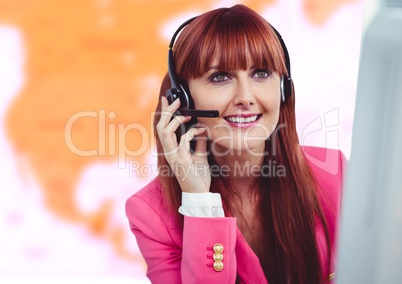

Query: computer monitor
[337,5,402,284]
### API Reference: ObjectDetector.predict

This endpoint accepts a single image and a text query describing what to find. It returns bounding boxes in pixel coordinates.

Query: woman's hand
[156,96,211,193]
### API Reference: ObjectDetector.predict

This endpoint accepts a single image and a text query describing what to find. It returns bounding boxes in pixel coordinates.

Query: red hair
[154,5,331,284]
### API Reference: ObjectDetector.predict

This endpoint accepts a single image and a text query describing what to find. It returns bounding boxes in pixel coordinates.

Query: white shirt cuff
[178,192,225,217]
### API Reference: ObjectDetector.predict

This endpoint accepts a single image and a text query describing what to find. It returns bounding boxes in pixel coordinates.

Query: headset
[166,16,293,118]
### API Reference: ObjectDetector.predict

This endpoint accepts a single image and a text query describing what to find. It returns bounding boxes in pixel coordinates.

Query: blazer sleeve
[126,195,237,284]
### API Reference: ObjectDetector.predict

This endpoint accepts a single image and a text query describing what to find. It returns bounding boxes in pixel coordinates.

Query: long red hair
[154,5,331,284]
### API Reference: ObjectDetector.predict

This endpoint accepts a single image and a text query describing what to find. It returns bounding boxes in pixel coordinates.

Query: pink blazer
[125,146,346,283]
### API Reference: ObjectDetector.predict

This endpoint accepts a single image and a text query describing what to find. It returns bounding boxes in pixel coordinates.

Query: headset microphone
[173,108,219,117]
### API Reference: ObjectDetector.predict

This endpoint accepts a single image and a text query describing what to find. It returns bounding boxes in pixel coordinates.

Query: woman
[126,4,345,284]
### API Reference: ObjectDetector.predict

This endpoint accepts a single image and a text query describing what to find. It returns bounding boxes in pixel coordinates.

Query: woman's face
[188,55,282,157]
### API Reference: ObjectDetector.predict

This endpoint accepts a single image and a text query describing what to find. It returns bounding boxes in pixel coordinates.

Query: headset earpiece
[165,78,192,111]
[280,76,285,102]
[280,75,292,102]
[269,24,292,102]
[165,87,178,105]
[178,80,193,109]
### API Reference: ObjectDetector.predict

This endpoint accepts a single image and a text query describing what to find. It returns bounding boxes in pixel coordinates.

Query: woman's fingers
[153,97,211,193]
[193,131,208,157]
[164,115,192,137]
[157,96,208,168]
[157,97,180,129]
[178,127,206,157]
[157,97,191,154]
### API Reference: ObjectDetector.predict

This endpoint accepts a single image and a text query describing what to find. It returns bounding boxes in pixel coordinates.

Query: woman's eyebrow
[206,65,258,72]
[207,65,219,71]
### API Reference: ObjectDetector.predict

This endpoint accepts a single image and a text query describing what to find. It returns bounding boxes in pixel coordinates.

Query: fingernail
[174,98,180,104]
[196,127,206,133]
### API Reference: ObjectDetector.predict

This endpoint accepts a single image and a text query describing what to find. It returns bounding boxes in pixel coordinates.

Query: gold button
[213,243,224,253]
[327,273,335,281]
[213,253,224,262]
[213,261,224,272]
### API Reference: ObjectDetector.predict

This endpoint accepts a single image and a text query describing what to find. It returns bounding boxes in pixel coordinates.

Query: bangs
[174,6,288,80]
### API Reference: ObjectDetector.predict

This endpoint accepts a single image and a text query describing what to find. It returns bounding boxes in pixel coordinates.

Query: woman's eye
[211,73,229,82]
[253,69,271,78]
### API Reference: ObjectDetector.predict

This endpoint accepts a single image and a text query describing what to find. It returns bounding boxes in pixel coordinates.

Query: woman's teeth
[226,115,258,123]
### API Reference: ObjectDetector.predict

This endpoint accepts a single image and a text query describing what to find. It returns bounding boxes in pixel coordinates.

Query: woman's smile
[223,113,262,128]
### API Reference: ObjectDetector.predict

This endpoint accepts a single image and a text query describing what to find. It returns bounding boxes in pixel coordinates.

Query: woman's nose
[233,79,256,107]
